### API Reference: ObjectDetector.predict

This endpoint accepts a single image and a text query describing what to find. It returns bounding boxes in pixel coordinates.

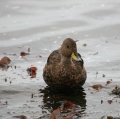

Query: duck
[43,38,87,92]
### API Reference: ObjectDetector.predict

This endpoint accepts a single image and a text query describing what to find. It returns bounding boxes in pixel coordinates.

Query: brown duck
[43,38,87,92]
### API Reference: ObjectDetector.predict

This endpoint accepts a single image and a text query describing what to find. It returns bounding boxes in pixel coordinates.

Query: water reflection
[39,86,86,112]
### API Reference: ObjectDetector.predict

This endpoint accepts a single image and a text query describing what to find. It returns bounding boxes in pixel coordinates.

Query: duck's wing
[47,50,61,65]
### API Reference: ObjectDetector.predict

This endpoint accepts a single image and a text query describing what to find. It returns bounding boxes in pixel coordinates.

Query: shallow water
[0,0,120,119]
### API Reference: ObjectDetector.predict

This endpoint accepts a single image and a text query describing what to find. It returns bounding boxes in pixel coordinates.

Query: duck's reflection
[39,86,86,112]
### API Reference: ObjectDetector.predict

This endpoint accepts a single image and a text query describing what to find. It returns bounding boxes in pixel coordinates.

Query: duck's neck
[61,55,71,65]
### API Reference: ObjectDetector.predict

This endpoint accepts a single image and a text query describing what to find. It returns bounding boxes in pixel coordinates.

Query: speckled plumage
[43,38,87,92]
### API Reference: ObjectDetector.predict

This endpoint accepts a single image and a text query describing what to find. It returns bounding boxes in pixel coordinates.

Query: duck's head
[61,38,81,61]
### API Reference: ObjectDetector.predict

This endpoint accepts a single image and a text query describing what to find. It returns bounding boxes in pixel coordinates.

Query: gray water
[0,0,120,118]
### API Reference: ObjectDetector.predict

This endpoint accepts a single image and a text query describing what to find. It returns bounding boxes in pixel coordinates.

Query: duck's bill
[71,52,82,61]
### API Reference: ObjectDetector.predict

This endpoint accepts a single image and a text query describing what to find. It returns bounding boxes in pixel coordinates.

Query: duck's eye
[67,45,69,48]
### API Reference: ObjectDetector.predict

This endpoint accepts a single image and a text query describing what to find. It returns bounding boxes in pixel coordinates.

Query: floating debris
[93,52,98,55]
[115,85,118,90]
[63,101,75,110]
[13,115,27,119]
[3,52,7,55]
[20,52,30,57]
[107,100,113,104]
[96,72,98,78]
[50,101,85,119]
[19,52,29,61]
[50,116,56,119]
[82,43,87,47]
[5,101,8,105]
[111,86,120,96]
[101,100,103,104]
[36,55,42,58]
[9,53,17,56]
[0,56,11,71]
[28,47,30,53]
[31,93,34,98]
[4,78,7,82]
[27,66,37,78]
[102,74,105,77]
[0,56,11,64]
[91,84,103,90]
[14,66,16,69]
[106,80,111,85]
